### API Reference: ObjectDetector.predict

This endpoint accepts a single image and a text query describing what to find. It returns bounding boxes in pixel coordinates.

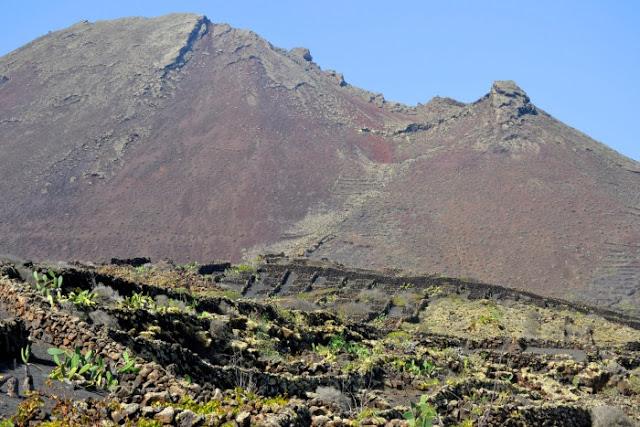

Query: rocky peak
[211,23,232,37]
[489,80,537,120]
[290,47,313,62]
[491,80,528,102]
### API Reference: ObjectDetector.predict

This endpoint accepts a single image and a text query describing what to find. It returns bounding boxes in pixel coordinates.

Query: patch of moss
[175,396,225,416]
[175,389,289,420]
[385,330,411,344]
[195,288,242,300]
[134,419,163,427]
[392,295,408,307]
[224,264,257,278]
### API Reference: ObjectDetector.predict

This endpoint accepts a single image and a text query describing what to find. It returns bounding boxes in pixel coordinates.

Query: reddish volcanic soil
[0,14,638,314]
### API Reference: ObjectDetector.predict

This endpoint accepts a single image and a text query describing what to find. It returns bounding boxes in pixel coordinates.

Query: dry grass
[418,295,640,346]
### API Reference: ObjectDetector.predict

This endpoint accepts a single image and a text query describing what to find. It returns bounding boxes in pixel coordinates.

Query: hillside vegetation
[1,257,639,426]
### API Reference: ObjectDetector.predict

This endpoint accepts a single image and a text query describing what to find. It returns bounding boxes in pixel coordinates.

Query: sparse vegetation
[393,357,439,378]
[174,389,288,418]
[223,263,256,278]
[196,288,242,300]
[315,334,370,360]
[33,271,64,307]
[134,265,151,275]
[20,345,31,365]
[473,303,503,328]
[47,348,119,391]
[67,289,97,307]
[628,369,640,395]
[392,294,408,307]
[404,395,437,427]
[175,262,199,272]
[11,392,44,426]
[119,292,155,310]
[2,258,640,425]
[118,351,139,375]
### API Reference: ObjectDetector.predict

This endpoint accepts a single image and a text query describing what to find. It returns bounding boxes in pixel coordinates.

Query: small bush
[119,292,155,310]
[67,289,98,307]
[12,392,44,425]
[392,357,438,378]
[224,264,256,278]
[47,348,119,391]
[404,395,437,427]
[33,271,63,307]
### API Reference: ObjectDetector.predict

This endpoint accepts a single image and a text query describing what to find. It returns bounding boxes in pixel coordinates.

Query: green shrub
[119,292,155,310]
[134,265,151,275]
[325,334,370,358]
[392,357,438,378]
[118,351,139,375]
[404,395,437,427]
[67,289,97,307]
[33,271,64,307]
[47,348,119,391]
[224,264,256,278]
[175,262,199,272]
[175,396,224,416]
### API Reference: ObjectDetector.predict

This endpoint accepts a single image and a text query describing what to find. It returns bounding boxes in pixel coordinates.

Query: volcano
[0,14,638,314]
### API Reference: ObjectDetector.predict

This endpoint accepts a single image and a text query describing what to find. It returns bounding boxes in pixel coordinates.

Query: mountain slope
[0,14,638,314]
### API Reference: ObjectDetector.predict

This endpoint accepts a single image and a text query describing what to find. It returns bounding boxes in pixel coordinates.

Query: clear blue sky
[2,1,638,160]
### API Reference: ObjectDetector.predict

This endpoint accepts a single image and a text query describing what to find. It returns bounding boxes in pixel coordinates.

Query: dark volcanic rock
[0,318,28,359]
[111,257,151,267]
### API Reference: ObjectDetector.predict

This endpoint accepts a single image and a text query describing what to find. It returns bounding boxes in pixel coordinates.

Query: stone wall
[0,317,28,360]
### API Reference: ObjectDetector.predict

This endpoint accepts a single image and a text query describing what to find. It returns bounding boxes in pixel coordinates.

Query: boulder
[290,47,312,62]
[154,406,176,424]
[175,409,204,427]
[235,411,251,427]
[142,390,170,406]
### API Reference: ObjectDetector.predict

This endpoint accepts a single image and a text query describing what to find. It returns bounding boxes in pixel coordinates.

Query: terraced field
[0,256,639,426]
